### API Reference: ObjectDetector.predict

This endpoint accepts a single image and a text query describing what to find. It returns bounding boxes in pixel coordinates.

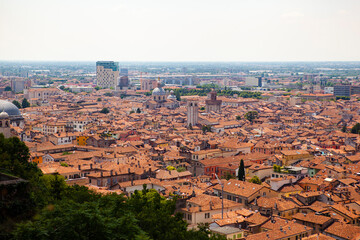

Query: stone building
[187,99,199,127]
[205,91,222,113]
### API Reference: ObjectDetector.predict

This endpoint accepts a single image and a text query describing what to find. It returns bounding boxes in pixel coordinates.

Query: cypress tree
[238,159,245,181]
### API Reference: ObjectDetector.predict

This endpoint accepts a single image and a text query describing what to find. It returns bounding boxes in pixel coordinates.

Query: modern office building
[96,61,119,89]
[10,78,25,93]
[334,85,351,97]
[245,77,262,87]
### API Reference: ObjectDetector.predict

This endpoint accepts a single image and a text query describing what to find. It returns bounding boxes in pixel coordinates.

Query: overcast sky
[1,0,360,61]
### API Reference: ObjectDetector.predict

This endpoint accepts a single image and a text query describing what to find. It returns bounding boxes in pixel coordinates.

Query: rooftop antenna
[215,173,224,219]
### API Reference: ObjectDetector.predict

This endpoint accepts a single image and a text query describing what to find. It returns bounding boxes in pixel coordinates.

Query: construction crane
[215,173,224,219]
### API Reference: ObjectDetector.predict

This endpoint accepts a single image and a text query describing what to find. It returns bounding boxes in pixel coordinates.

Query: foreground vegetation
[0,134,225,240]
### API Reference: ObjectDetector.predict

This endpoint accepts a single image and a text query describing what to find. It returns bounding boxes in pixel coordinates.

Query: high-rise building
[96,61,119,89]
[11,78,25,93]
[141,79,158,91]
[245,77,262,87]
[334,85,351,97]
[187,99,199,127]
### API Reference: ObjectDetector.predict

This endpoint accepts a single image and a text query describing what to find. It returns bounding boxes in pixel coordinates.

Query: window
[187,214,192,220]
[205,213,210,219]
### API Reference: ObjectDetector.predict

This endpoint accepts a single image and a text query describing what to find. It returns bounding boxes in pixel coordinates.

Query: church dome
[167,94,177,100]
[0,100,21,116]
[152,87,166,96]
[0,111,9,119]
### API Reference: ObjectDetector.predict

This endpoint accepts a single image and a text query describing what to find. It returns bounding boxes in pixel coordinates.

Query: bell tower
[187,99,198,127]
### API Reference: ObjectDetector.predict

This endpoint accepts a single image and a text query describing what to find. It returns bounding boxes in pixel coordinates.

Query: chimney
[131,177,134,186]
[199,206,202,212]
[187,203,190,211]
[101,171,103,177]
[128,168,130,173]
[90,163,93,169]
[78,165,81,170]
[110,170,113,176]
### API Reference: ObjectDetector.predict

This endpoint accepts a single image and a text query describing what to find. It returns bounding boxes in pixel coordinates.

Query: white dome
[167,94,177,100]
[0,111,9,119]
[152,87,166,96]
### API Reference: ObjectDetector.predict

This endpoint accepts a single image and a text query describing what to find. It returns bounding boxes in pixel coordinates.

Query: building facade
[205,91,222,113]
[187,99,199,127]
[96,61,119,89]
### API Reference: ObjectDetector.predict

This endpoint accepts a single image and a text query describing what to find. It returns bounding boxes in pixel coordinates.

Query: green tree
[100,108,109,114]
[244,111,258,123]
[188,123,193,130]
[5,86,12,91]
[129,110,135,114]
[238,159,245,181]
[200,106,205,111]
[136,108,141,113]
[176,167,186,172]
[22,98,30,108]
[97,98,102,102]
[273,164,281,173]
[351,123,360,134]
[342,124,347,133]
[175,91,181,101]
[202,125,212,134]
[249,176,262,184]
[236,115,241,120]
[12,100,22,109]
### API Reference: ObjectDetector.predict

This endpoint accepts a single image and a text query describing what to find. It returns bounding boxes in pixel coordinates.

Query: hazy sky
[1,0,360,61]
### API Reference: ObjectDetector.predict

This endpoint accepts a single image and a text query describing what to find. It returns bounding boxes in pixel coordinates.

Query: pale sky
[1,0,360,61]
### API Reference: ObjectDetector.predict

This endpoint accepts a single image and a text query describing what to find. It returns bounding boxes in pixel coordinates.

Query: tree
[236,115,241,120]
[188,123,193,130]
[351,123,360,134]
[129,110,135,114]
[238,159,245,181]
[12,100,21,109]
[100,108,109,114]
[136,108,141,113]
[224,172,235,180]
[342,124,347,133]
[175,91,181,101]
[273,164,281,173]
[97,98,102,102]
[22,98,30,108]
[177,167,186,172]
[202,125,212,134]
[4,86,12,91]
[166,166,176,171]
[244,111,258,123]
[200,106,205,111]
[249,176,262,185]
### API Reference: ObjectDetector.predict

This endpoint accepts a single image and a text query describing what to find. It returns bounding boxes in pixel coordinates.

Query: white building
[96,61,119,89]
